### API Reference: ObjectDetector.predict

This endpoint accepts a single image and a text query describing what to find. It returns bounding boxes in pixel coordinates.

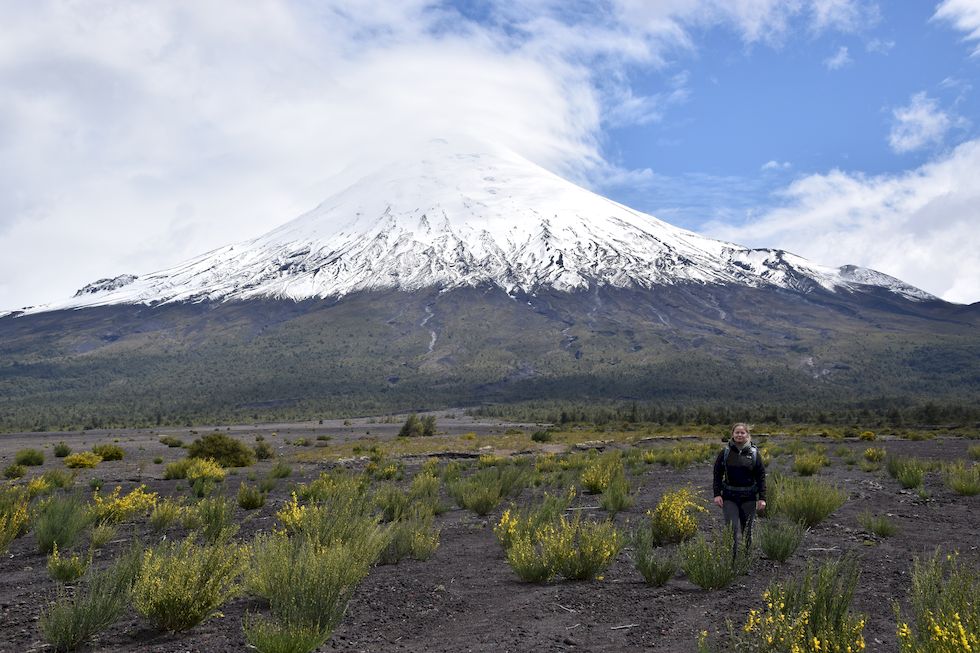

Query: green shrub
[47,544,90,583]
[858,510,898,537]
[896,549,980,653]
[732,556,865,653]
[243,614,330,653]
[194,495,239,544]
[258,477,278,493]
[132,537,248,632]
[378,514,440,564]
[91,444,124,461]
[163,457,192,479]
[88,477,104,491]
[632,527,678,586]
[680,528,749,589]
[159,435,184,448]
[408,471,444,515]
[65,452,101,469]
[15,448,44,466]
[886,456,926,489]
[278,481,379,548]
[600,470,633,514]
[42,469,75,489]
[53,442,72,458]
[374,483,412,522]
[943,460,980,496]
[447,466,528,515]
[3,464,25,479]
[767,475,846,528]
[268,461,292,478]
[531,430,552,443]
[398,414,436,437]
[969,445,980,461]
[39,546,141,651]
[149,497,186,532]
[757,518,805,563]
[89,522,116,549]
[254,441,275,460]
[35,494,92,554]
[792,451,828,476]
[247,530,386,634]
[187,433,256,468]
[448,476,502,515]
[238,482,266,510]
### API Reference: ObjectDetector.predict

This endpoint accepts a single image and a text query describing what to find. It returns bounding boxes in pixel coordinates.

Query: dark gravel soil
[1,422,977,653]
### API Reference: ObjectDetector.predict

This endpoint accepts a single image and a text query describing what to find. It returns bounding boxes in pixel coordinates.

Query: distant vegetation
[0,289,977,432]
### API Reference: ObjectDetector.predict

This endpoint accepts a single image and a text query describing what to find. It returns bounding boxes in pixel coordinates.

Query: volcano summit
[17,140,931,315]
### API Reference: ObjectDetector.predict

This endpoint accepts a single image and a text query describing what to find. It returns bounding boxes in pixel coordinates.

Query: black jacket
[713,441,766,500]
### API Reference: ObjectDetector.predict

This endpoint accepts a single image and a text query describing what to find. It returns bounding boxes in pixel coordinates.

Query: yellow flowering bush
[64,452,102,468]
[494,488,576,550]
[276,492,307,532]
[184,457,225,483]
[90,485,158,523]
[132,537,248,632]
[26,475,52,498]
[0,489,30,553]
[46,543,90,583]
[648,487,706,545]
[896,550,980,653]
[863,447,886,462]
[580,454,623,494]
[734,556,865,653]
[859,431,876,441]
[501,510,621,582]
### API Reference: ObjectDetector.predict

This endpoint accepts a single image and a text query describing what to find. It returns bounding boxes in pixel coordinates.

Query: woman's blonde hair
[730,422,751,437]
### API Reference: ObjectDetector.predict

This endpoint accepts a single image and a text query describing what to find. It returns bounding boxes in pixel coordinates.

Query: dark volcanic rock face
[0,284,978,430]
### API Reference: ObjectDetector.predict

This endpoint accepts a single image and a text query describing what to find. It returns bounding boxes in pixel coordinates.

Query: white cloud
[934,0,980,56]
[824,45,852,69]
[888,92,953,153]
[761,160,792,171]
[704,139,980,304]
[0,0,917,310]
[866,38,895,54]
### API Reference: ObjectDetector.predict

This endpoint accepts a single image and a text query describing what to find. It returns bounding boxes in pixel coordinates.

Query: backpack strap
[722,444,758,474]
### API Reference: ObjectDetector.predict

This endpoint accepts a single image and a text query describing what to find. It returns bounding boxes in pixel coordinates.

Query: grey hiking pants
[722,498,756,559]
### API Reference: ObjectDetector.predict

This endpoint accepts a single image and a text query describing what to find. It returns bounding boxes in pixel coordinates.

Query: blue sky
[600,2,978,229]
[1,1,979,309]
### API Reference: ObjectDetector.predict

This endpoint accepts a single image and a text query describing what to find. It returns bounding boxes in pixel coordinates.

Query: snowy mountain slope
[14,140,933,316]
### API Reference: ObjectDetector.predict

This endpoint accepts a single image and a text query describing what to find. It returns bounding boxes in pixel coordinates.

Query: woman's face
[732,426,749,444]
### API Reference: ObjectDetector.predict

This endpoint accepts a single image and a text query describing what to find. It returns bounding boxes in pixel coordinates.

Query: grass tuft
[757,518,805,563]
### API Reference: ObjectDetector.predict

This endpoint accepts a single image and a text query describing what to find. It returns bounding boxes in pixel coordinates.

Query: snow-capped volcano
[20,139,932,315]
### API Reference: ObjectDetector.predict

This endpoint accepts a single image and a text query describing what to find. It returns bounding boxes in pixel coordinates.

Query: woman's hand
[713,495,724,508]
[757,499,766,513]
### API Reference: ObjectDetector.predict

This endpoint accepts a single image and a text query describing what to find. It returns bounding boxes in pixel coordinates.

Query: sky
[1,0,979,310]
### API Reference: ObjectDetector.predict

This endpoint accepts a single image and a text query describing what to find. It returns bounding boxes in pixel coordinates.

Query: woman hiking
[713,422,766,560]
